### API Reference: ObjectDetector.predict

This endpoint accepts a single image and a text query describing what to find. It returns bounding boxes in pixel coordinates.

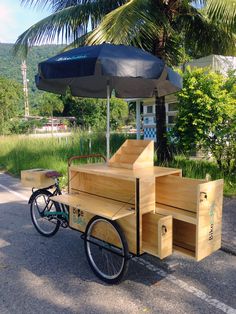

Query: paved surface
[221,197,236,255]
[0,172,235,314]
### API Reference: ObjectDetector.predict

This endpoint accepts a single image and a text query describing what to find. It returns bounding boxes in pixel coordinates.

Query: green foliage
[0,132,234,196]
[0,43,64,100]
[36,92,64,116]
[157,155,236,197]
[0,77,23,134]
[0,132,133,186]
[7,118,45,134]
[173,68,236,175]
[62,93,128,130]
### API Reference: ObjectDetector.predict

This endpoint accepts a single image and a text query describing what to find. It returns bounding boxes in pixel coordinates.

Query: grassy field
[0,133,235,196]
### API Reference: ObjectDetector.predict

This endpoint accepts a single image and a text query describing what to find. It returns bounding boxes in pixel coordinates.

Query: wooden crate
[155,175,223,261]
[21,169,55,188]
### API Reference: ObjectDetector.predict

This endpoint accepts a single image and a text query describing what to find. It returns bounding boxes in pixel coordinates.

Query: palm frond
[181,11,236,57]
[14,6,88,56]
[16,1,128,56]
[20,0,127,13]
[62,31,92,51]
[207,0,236,32]
[87,0,171,48]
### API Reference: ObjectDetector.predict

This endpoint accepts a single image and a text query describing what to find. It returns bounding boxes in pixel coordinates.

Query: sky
[0,0,50,43]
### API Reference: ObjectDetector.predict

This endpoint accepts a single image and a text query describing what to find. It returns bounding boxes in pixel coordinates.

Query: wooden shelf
[51,192,135,221]
[69,163,181,180]
[156,203,197,224]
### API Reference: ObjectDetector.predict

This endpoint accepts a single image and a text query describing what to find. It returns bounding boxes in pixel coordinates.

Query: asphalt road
[0,172,235,314]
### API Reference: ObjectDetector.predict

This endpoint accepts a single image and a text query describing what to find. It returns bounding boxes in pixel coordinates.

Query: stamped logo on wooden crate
[72,208,86,226]
[208,202,215,241]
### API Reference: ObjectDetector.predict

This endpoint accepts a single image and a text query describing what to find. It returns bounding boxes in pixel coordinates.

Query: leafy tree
[7,118,45,134]
[206,0,236,33]
[0,77,23,134]
[36,92,64,116]
[36,92,64,132]
[63,93,128,130]
[14,0,236,160]
[173,68,236,175]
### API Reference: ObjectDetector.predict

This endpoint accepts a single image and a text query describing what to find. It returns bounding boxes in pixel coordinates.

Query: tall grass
[157,156,236,197]
[0,133,234,196]
[0,132,132,186]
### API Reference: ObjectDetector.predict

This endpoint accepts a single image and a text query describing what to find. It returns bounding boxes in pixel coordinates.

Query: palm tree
[15,0,236,161]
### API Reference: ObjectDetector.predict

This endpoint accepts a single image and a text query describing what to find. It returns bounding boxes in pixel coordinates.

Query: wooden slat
[51,192,135,220]
[156,203,197,224]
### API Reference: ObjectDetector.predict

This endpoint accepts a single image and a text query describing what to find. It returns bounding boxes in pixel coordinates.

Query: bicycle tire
[30,189,61,237]
[84,216,129,284]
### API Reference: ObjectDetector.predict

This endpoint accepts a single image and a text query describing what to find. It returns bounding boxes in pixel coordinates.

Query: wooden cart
[22,139,224,283]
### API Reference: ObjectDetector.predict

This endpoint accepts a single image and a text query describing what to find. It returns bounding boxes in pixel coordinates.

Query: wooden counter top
[69,163,182,181]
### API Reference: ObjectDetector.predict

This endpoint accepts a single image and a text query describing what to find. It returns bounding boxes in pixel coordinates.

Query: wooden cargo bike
[21,140,223,284]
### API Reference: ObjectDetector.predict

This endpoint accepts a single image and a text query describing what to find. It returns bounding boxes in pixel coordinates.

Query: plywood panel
[173,220,196,254]
[142,212,172,259]
[69,207,137,254]
[69,208,93,232]
[69,171,135,204]
[196,179,223,261]
[140,178,155,214]
[118,215,137,254]
[51,192,135,220]
[156,175,205,212]
[109,139,154,169]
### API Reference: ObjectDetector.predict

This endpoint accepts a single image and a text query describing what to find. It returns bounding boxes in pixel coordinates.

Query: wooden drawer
[142,212,172,259]
[155,175,224,261]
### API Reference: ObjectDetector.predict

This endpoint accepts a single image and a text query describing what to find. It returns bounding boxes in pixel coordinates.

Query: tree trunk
[155,95,171,162]
[153,30,172,162]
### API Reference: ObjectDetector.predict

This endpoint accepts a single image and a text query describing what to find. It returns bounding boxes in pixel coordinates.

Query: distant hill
[0,43,65,98]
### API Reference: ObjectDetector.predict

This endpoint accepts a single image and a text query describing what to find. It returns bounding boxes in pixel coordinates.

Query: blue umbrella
[36,43,182,159]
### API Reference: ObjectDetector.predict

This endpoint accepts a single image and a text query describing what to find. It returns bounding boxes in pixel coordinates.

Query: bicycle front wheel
[84,216,129,284]
[30,190,61,237]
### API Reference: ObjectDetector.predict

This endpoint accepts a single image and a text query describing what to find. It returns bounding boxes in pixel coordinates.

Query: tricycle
[21,140,223,284]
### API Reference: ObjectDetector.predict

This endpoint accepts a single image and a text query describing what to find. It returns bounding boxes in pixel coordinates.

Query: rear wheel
[84,216,129,284]
[30,190,61,237]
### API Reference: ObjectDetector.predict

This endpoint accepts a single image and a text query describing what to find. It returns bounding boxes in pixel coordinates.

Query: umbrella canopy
[35,43,182,159]
[36,43,182,98]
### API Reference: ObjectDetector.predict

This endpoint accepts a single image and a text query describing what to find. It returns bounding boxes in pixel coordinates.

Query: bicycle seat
[45,171,62,178]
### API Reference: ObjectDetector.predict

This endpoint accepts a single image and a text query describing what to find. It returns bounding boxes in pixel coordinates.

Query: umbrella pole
[106,83,110,161]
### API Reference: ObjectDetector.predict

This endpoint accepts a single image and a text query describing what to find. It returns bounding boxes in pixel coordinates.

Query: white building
[142,54,236,141]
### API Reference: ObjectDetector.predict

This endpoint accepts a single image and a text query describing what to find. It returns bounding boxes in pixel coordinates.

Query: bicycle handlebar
[68,154,107,167]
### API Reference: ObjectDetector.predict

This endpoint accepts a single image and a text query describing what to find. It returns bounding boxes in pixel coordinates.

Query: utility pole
[21,60,30,116]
